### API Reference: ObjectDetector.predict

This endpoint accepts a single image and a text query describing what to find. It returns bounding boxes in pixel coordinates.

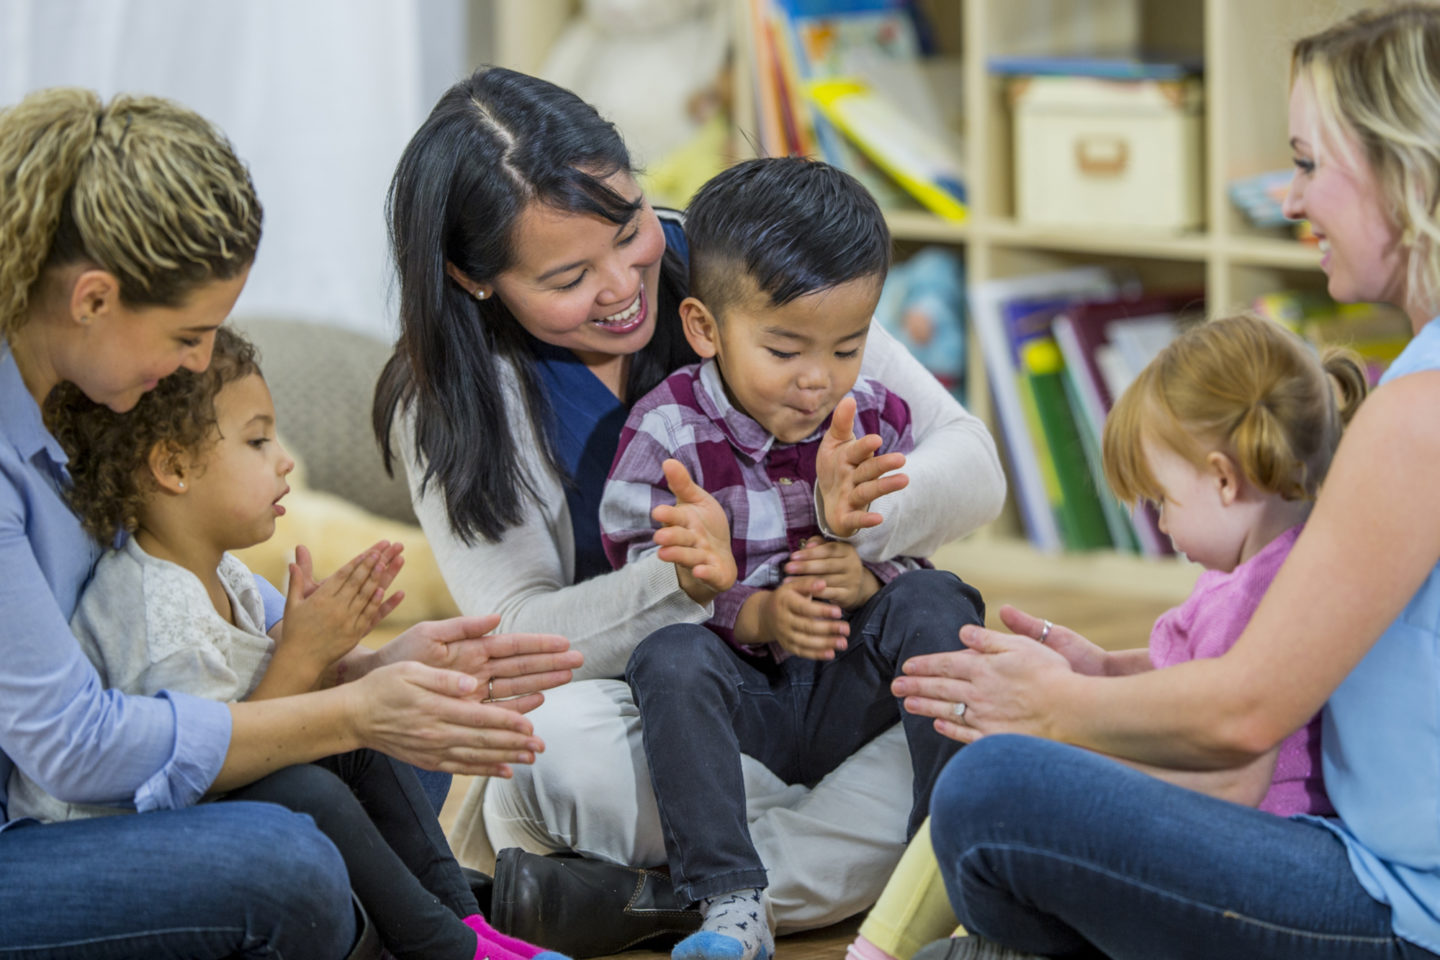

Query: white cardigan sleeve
[395,370,710,682]
[844,323,1006,560]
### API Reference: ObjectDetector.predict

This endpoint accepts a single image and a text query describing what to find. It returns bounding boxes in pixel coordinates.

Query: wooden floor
[429,549,1196,960]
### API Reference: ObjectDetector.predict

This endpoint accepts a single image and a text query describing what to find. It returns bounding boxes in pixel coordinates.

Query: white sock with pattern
[671,888,772,960]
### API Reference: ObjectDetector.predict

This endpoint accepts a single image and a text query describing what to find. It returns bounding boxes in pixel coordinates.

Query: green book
[1019,338,1113,551]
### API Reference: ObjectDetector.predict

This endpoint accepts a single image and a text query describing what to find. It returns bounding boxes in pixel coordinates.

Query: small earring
[177,481,185,489]
[474,288,488,301]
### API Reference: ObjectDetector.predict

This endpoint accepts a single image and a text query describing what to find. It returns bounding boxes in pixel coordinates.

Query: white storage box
[1011,76,1204,232]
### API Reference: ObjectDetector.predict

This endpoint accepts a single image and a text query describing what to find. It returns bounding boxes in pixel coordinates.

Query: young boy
[599,157,985,960]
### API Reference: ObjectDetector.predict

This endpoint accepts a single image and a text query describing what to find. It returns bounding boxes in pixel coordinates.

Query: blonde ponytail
[0,87,261,338]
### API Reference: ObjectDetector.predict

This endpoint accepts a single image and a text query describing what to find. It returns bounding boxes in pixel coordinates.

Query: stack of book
[970,267,1205,554]
[745,0,967,219]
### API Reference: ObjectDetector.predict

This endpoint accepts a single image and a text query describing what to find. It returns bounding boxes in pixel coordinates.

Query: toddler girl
[850,312,1368,960]
[8,327,563,960]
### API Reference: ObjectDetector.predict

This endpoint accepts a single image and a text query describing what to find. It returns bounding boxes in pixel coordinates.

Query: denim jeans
[410,766,452,816]
[627,568,983,904]
[226,751,478,960]
[0,801,354,959]
[932,735,1440,960]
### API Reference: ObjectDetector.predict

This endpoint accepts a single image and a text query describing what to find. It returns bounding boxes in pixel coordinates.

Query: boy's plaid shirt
[600,359,927,661]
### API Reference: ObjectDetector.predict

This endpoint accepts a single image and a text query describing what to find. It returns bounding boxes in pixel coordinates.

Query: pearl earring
[177,481,185,489]
[474,288,488,301]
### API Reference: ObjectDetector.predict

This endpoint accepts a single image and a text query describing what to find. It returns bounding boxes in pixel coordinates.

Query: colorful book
[1049,292,1203,556]
[969,268,1116,551]
[1019,336,1113,550]
[808,77,967,220]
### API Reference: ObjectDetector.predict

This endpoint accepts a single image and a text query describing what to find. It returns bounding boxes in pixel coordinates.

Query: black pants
[626,568,983,905]
[225,750,478,960]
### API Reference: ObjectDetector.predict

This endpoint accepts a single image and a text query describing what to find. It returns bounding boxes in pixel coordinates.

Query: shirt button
[777,477,794,485]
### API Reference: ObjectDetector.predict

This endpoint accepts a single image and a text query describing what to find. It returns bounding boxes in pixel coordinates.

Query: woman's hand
[892,622,1075,743]
[651,458,737,605]
[996,604,1111,676]
[367,614,582,708]
[342,661,548,778]
[784,536,880,610]
[815,396,909,538]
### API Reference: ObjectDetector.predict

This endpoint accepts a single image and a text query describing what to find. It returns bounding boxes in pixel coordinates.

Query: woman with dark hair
[374,66,1005,935]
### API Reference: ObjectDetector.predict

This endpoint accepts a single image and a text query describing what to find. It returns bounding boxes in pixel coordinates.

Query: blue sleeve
[0,476,231,822]
[255,573,285,631]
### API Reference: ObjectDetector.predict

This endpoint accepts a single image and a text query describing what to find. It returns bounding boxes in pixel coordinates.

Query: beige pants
[449,678,913,933]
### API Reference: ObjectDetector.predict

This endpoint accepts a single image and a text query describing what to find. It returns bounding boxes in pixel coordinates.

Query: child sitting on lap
[599,157,985,960]
[851,312,1367,960]
[8,327,563,960]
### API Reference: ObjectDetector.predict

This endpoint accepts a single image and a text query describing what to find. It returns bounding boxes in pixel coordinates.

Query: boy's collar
[692,359,826,461]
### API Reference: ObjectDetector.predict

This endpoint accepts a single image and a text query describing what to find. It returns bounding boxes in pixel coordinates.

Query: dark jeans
[411,766,453,816]
[226,750,478,960]
[933,735,1440,960]
[0,801,354,959]
[627,568,983,904]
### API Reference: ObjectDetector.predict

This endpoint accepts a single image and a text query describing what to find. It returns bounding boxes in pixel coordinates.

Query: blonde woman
[894,6,1440,958]
[0,88,579,959]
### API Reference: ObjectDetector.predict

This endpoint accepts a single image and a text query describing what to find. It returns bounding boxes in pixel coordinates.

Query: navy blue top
[533,213,688,583]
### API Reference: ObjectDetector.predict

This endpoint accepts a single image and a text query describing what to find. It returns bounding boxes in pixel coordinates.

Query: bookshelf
[484,0,1369,601]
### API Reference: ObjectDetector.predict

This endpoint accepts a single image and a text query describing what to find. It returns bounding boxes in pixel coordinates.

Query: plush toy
[540,0,731,207]
[874,246,967,400]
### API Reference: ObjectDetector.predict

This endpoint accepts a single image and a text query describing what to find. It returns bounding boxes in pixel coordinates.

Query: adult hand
[815,396,909,538]
[765,579,848,660]
[651,458,737,605]
[892,622,1073,743]
[997,605,1110,676]
[369,614,582,710]
[784,536,879,610]
[343,660,547,778]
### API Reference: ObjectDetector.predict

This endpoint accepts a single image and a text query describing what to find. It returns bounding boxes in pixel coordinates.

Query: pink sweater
[1149,524,1333,817]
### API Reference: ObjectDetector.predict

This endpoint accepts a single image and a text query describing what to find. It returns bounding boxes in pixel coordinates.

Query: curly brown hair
[45,326,261,542]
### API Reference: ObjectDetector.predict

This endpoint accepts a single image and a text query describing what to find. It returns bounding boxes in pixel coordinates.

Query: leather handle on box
[1074,136,1129,177]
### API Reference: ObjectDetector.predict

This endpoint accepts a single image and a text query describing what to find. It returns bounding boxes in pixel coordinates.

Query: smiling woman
[374,66,1006,943]
[895,7,1440,960]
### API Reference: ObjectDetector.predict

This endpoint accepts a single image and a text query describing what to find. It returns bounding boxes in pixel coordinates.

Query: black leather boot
[489,848,702,957]
[344,893,383,960]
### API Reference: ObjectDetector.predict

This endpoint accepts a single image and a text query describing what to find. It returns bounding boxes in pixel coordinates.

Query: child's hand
[651,458,737,605]
[815,396,909,538]
[281,546,404,668]
[784,536,880,611]
[763,579,849,660]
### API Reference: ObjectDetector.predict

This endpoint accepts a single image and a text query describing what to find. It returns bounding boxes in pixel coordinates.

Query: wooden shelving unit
[484,0,1370,603]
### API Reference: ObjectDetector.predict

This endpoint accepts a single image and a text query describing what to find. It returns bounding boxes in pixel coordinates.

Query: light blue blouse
[1311,316,1440,953]
[0,344,255,829]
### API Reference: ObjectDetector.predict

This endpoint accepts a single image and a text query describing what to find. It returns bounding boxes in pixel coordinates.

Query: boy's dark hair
[685,156,891,317]
[44,326,262,542]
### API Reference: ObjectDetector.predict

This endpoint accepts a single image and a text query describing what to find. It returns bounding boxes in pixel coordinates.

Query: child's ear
[147,441,191,494]
[1206,451,1245,507]
[679,296,720,358]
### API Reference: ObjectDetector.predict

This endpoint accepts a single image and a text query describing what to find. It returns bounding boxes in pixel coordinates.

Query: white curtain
[0,0,467,339]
